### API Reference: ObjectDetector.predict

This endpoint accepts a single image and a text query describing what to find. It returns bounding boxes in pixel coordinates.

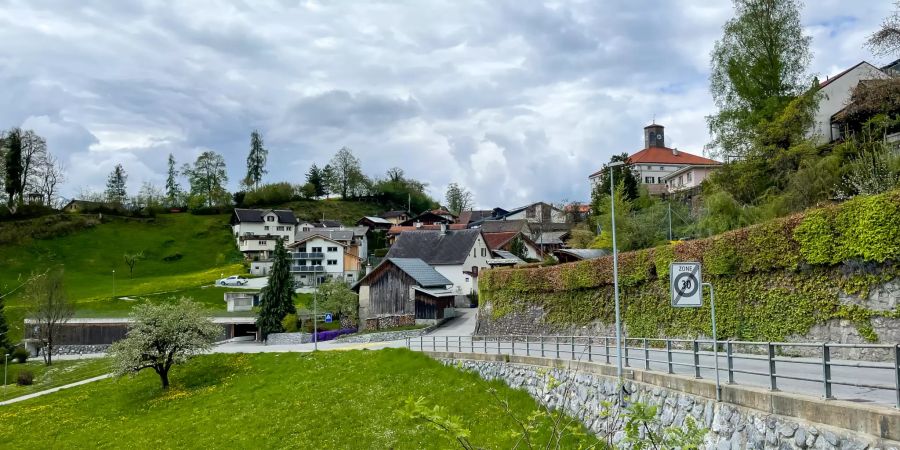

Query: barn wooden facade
[353,258,454,330]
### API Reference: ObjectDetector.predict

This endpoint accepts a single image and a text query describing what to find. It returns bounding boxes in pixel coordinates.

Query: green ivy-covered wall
[478,190,900,343]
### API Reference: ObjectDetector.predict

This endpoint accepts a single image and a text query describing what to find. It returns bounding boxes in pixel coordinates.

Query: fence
[406,335,900,408]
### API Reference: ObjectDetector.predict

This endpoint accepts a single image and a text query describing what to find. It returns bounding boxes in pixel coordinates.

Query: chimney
[414,221,423,229]
[672,147,679,156]
[439,222,447,235]
[644,124,665,148]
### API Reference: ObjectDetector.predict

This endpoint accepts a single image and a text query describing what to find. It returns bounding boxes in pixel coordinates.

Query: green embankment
[0,213,245,342]
[0,350,594,448]
[0,358,111,402]
[276,199,383,224]
[481,190,900,342]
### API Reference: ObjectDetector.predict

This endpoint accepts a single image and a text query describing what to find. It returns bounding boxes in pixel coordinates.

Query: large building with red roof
[588,124,721,195]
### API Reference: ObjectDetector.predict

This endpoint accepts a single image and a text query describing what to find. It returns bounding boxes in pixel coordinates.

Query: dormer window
[266,216,275,222]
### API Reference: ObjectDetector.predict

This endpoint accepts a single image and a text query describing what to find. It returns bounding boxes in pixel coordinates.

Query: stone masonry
[440,357,899,450]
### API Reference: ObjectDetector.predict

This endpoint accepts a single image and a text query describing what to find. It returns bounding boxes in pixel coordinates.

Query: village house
[230,208,297,261]
[353,258,456,331]
[385,226,491,299]
[482,230,542,261]
[588,124,721,195]
[356,216,393,231]
[286,233,363,285]
[380,210,411,225]
[810,61,891,144]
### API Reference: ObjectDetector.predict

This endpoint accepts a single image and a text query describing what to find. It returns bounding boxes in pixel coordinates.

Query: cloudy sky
[0,1,893,208]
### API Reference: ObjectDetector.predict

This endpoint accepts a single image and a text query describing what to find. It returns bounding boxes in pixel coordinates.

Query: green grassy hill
[275,199,385,224]
[0,350,593,448]
[0,213,244,341]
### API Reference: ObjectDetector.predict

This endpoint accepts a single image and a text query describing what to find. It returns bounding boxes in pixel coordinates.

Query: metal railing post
[432,335,436,352]
[470,336,474,353]
[666,340,673,374]
[496,336,501,355]
[420,336,423,351]
[822,343,832,399]
[605,337,610,364]
[555,337,560,359]
[511,336,516,356]
[570,336,575,361]
[692,340,701,378]
[624,339,630,367]
[643,338,650,370]
[458,336,461,352]
[726,341,734,384]
[768,343,778,391]
[894,344,900,409]
[484,335,487,353]
[588,337,593,362]
[526,335,530,357]
[406,336,410,349]
[541,336,545,358]
[445,336,449,352]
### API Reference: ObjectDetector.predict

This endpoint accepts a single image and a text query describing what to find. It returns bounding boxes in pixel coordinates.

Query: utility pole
[313,273,318,351]
[667,202,673,241]
[607,160,626,404]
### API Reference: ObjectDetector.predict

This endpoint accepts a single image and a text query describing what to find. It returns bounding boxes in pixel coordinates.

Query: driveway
[213,276,316,293]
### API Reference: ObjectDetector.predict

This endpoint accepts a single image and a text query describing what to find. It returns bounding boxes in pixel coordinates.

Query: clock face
[656,133,663,140]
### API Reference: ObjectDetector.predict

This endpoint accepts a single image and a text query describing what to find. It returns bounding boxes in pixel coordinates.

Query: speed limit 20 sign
[670,262,702,307]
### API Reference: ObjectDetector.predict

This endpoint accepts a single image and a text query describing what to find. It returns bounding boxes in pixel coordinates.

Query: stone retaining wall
[265,332,313,345]
[37,344,111,356]
[434,354,899,450]
[335,327,430,344]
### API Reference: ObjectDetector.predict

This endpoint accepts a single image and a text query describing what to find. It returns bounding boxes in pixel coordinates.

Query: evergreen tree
[3,129,23,210]
[306,164,325,199]
[256,238,296,338]
[0,297,11,353]
[165,153,181,206]
[245,130,268,190]
[320,164,335,198]
[105,164,128,204]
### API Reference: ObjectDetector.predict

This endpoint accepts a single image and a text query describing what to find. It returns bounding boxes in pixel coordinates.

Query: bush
[162,253,183,262]
[281,314,299,333]
[11,347,29,363]
[243,183,296,207]
[17,370,34,386]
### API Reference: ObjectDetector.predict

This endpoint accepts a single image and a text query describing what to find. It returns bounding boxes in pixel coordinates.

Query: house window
[678,175,684,186]
[644,176,654,184]
[264,226,270,231]
[687,172,692,182]
[311,260,322,266]
[312,247,322,252]
[659,166,664,170]
[327,246,338,252]
[327,260,338,266]
[258,240,266,245]
[276,226,284,231]
[526,207,536,219]
[481,248,486,257]
[266,216,275,222]
[657,177,665,184]
[287,226,292,231]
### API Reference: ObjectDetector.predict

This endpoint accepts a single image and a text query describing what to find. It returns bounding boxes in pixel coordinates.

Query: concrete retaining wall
[428,352,900,450]
[265,332,313,345]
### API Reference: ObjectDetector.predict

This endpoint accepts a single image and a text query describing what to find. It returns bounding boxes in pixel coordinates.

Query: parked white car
[217,275,248,286]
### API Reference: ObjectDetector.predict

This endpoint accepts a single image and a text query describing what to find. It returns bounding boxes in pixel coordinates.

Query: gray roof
[475,220,528,233]
[361,216,391,224]
[386,229,481,265]
[295,229,354,243]
[232,208,297,224]
[535,231,569,245]
[554,248,608,260]
[389,258,452,287]
[492,250,524,262]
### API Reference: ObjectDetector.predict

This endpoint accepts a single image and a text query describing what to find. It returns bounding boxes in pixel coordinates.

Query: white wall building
[663,165,721,193]
[230,209,297,260]
[810,61,889,144]
[287,235,360,285]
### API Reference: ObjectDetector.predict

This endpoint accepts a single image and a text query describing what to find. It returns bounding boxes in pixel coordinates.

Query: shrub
[11,347,29,363]
[17,370,34,386]
[281,314,299,333]
[243,183,296,207]
[162,253,183,262]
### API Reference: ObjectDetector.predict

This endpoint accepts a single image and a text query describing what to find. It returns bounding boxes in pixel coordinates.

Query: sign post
[670,262,720,401]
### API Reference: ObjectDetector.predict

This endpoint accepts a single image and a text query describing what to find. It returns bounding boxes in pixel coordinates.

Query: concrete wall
[429,352,900,449]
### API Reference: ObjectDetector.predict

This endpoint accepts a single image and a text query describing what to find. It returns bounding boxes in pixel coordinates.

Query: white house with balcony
[286,234,360,285]
[230,209,298,261]
[810,61,890,144]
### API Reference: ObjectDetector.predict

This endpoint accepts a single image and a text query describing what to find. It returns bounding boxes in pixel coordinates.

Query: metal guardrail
[406,335,900,408]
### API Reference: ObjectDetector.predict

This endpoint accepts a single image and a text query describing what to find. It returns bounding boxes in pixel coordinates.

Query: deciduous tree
[319,279,358,328]
[123,251,144,278]
[109,299,221,388]
[327,147,364,199]
[445,183,474,216]
[868,1,900,57]
[707,0,811,159]
[182,151,229,208]
[257,238,296,338]
[27,270,74,366]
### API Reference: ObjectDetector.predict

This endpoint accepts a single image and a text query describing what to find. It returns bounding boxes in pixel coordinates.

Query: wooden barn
[353,257,454,330]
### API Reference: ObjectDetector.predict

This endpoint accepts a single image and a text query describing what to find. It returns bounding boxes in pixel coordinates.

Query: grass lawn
[0,350,593,448]
[0,358,110,402]
[277,199,383,225]
[0,214,245,341]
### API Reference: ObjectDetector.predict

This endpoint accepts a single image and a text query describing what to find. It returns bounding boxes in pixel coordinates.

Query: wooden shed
[353,257,453,330]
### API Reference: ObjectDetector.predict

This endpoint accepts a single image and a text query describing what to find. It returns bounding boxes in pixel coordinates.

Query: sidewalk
[0,374,112,406]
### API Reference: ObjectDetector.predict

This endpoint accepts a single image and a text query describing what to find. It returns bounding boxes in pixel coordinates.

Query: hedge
[480,190,900,342]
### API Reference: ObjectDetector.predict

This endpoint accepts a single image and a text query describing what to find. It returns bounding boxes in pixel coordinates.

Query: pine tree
[3,129,23,210]
[105,164,128,204]
[306,164,325,199]
[245,130,268,190]
[165,153,181,206]
[320,164,335,198]
[0,297,11,353]
[256,238,296,338]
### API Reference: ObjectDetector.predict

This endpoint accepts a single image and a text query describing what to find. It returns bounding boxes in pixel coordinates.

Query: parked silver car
[217,275,248,286]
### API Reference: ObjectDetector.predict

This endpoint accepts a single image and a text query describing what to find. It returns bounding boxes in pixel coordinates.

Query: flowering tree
[109,299,221,388]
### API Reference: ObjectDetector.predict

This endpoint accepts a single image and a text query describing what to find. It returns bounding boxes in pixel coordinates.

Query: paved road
[406,336,898,407]
[0,374,112,406]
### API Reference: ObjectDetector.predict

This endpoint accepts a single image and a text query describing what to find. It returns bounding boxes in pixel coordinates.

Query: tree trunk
[158,368,170,388]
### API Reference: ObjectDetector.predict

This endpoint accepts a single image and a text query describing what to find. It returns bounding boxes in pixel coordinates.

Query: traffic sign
[324,313,333,323]
[670,262,702,307]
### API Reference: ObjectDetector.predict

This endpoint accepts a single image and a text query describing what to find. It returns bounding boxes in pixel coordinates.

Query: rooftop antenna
[651,114,656,125]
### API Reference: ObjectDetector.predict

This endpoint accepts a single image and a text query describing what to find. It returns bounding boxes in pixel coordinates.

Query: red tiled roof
[628,147,720,165]
[483,232,518,250]
[388,224,466,235]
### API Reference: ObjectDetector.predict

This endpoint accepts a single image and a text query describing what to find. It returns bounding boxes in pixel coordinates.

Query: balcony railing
[290,252,325,259]
[291,265,326,273]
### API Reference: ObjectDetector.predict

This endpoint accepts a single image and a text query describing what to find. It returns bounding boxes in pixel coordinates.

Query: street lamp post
[4,353,8,391]
[112,269,116,298]
[607,160,626,403]
[313,272,318,351]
